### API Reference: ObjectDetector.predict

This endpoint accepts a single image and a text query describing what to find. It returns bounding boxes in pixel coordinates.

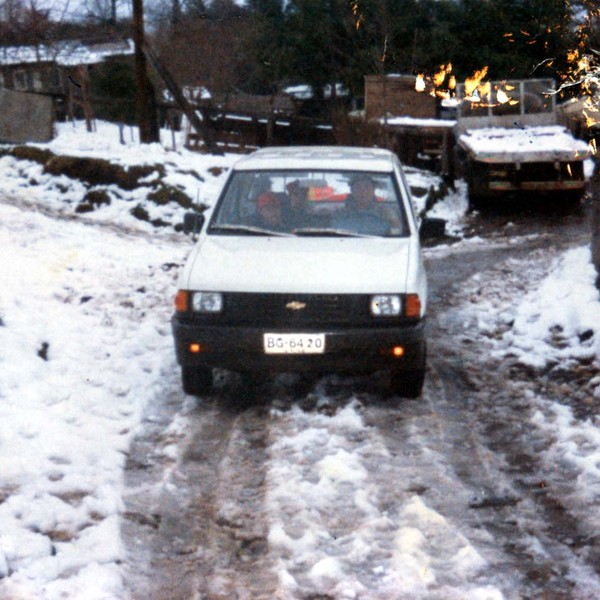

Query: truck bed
[459,125,590,163]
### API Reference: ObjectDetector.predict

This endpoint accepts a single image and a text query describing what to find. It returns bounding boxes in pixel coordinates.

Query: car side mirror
[419,217,446,240]
[183,212,205,235]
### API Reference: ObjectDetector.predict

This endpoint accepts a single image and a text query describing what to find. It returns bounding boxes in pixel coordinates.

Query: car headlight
[191,292,223,313]
[370,294,402,317]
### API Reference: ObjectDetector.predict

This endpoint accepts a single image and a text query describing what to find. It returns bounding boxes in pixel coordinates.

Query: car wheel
[390,369,425,399]
[181,366,213,396]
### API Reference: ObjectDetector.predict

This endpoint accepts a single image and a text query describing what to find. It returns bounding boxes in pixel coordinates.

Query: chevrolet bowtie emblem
[286,300,307,310]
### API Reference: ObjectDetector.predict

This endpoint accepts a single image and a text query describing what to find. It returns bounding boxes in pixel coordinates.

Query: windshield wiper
[292,227,379,238]
[210,224,292,237]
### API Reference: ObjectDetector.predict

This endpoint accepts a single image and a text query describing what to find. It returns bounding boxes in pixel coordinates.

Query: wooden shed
[0,39,134,96]
[364,74,437,121]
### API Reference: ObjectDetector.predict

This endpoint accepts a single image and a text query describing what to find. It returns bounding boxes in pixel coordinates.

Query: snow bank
[502,246,600,369]
[1,120,237,235]
[0,202,185,598]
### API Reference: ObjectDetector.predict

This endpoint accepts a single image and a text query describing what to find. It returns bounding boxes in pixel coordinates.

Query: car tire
[181,366,213,396]
[390,369,425,399]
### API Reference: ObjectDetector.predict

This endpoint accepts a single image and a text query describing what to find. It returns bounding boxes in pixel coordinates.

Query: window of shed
[14,70,28,91]
[31,71,42,91]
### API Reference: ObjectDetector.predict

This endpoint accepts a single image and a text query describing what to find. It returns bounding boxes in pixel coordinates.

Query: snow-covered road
[1,121,600,599]
[121,224,600,600]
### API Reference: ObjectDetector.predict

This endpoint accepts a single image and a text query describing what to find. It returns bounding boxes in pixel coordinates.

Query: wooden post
[142,40,218,153]
[79,66,94,133]
[132,0,159,143]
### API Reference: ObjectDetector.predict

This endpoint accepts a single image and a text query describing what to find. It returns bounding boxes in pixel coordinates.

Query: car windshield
[208,170,409,237]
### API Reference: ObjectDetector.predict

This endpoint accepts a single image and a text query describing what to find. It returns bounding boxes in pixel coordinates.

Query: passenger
[254,191,285,230]
[283,180,315,228]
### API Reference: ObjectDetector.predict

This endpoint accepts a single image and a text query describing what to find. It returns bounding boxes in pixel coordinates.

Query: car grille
[222,293,374,326]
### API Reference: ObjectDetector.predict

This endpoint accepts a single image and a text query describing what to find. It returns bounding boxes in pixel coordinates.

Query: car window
[209,170,409,237]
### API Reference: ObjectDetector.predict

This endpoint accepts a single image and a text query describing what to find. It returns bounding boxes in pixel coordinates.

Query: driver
[346,175,379,212]
[345,175,402,232]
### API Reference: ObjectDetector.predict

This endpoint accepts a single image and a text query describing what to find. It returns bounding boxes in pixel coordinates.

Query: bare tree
[82,0,125,24]
[0,0,57,45]
[154,14,252,95]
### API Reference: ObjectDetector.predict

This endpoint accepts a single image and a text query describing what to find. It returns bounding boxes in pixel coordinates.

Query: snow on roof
[0,39,134,67]
[284,83,349,100]
[284,84,313,100]
[383,116,456,128]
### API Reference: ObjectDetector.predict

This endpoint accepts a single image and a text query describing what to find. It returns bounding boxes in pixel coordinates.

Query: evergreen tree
[282,0,342,99]
[91,59,137,123]
[243,0,287,93]
[153,0,587,111]
[445,0,575,80]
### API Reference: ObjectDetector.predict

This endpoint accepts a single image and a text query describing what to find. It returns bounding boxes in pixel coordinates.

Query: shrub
[147,184,194,209]
[44,156,121,186]
[43,156,166,190]
[11,146,55,164]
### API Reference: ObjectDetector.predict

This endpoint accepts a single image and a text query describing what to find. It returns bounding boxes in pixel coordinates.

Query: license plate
[264,333,325,354]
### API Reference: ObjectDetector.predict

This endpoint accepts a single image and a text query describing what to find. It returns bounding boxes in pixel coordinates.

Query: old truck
[454,78,590,210]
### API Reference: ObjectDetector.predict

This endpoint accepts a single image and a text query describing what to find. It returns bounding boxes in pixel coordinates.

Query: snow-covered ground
[0,120,599,598]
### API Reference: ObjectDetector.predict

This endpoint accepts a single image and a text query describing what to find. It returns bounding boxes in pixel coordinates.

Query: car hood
[181,235,414,294]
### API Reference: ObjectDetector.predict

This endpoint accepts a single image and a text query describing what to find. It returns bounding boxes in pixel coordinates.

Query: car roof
[232,146,397,173]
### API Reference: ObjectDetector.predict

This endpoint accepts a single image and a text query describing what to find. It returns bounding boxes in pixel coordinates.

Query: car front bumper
[172,317,426,374]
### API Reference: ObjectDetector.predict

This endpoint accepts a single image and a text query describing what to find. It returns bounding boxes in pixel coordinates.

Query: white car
[172,146,444,398]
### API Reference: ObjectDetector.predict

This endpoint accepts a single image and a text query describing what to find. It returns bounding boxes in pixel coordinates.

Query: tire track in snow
[123,383,278,599]
[419,242,600,598]
[361,386,519,599]
[265,386,504,599]
[427,351,600,598]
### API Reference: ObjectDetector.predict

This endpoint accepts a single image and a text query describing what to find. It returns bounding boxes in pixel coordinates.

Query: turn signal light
[175,290,189,312]
[380,346,405,357]
[189,343,202,353]
[405,294,421,318]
